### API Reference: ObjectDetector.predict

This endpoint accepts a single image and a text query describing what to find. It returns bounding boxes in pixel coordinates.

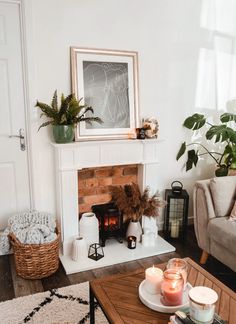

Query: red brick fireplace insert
[78,164,138,214]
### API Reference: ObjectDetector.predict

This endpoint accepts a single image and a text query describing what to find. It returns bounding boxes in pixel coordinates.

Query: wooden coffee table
[89,258,236,324]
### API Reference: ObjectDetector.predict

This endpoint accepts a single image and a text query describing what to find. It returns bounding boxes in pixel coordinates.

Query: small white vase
[79,212,99,247]
[142,233,156,247]
[72,237,87,261]
[142,215,158,238]
[126,220,142,242]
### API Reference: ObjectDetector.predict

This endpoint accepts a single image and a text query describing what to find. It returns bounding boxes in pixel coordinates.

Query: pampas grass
[110,183,165,222]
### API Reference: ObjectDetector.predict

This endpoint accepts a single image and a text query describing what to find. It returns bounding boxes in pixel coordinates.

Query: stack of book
[169,310,226,324]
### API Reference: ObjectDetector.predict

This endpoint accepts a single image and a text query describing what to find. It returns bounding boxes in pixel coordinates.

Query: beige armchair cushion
[208,217,236,251]
[210,176,236,217]
[229,201,236,221]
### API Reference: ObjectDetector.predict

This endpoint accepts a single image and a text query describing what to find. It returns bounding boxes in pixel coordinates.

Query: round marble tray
[139,280,192,313]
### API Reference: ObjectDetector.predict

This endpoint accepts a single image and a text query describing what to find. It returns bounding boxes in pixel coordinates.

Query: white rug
[0,282,108,324]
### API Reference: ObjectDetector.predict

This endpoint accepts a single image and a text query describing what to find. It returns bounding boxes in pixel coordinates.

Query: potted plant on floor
[35,90,102,143]
[110,183,166,241]
[176,112,236,176]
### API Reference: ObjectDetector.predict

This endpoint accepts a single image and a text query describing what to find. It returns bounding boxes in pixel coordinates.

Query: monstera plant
[176,112,236,176]
[36,90,102,143]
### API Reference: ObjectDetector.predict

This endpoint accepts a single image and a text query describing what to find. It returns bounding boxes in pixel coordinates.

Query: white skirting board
[60,235,175,274]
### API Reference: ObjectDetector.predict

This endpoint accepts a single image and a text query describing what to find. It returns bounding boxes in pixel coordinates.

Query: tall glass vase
[126,220,142,242]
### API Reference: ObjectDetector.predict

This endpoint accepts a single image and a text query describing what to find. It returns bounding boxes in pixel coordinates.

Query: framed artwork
[70,47,140,140]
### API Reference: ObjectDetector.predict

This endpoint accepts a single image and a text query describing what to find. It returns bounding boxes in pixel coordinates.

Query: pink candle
[161,269,184,306]
[166,258,188,290]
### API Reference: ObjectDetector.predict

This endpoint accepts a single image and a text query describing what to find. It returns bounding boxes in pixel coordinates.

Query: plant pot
[215,166,228,177]
[126,220,142,242]
[53,125,74,143]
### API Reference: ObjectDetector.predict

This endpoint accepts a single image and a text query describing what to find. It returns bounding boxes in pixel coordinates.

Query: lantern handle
[171,181,183,189]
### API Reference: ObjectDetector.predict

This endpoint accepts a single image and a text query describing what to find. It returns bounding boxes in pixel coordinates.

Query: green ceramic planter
[53,125,74,143]
[215,166,228,177]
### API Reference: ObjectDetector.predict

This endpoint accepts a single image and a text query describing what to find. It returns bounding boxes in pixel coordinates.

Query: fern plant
[176,112,236,176]
[36,90,102,130]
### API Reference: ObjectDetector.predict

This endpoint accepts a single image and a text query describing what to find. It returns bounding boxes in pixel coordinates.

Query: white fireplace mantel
[52,139,161,256]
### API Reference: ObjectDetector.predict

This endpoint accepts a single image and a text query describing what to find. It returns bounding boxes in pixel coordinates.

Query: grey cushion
[210,176,236,217]
[208,217,236,251]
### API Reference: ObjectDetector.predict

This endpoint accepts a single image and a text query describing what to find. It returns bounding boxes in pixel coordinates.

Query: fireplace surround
[53,139,175,274]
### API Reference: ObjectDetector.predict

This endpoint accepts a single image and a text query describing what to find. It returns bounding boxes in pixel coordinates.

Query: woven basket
[9,226,60,279]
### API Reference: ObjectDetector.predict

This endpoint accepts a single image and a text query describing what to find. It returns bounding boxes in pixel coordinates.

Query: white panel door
[0,1,30,230]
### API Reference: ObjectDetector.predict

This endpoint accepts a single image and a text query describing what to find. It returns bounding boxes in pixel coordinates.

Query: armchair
[193,176,236,271]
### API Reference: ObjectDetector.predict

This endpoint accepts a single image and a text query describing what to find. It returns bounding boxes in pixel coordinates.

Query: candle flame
[171,281,177,290]
[151,265,156,273]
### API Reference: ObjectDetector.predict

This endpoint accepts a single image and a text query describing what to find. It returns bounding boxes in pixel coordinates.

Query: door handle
[9,128,26,151]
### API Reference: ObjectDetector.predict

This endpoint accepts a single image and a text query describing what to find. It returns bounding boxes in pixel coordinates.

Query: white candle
[170,220,179,238]
[189,286,218,323]
[145,266,163,294]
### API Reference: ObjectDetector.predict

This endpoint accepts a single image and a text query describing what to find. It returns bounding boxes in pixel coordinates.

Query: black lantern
[164,181,189,242]
[88,243,104,261]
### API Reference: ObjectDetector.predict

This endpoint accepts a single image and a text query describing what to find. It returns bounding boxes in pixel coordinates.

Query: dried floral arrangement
[110,182,166,222]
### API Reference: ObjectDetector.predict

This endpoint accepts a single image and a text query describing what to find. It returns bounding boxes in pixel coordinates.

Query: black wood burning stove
[92,202,124,247]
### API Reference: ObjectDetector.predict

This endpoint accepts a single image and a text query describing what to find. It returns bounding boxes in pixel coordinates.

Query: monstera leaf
[183,113,206,130]
[186,149,198,171]
[220,113,236,123]
[177,111,236,175]
[223,144,236,169]
[176,142,186,160]
[206,125,236,143]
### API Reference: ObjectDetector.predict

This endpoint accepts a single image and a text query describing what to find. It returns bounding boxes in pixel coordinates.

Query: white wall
[26,0,236,219]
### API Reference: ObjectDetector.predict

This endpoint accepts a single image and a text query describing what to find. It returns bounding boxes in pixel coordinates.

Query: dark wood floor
[0,226,235,303]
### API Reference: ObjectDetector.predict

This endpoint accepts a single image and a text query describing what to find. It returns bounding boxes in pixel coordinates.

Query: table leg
[89,284,95,324]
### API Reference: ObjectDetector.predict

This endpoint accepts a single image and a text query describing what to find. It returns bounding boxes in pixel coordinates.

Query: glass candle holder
[189,286,218,324]
[161,269,184,306]
[166,258,188,289]
[127,236,136,249]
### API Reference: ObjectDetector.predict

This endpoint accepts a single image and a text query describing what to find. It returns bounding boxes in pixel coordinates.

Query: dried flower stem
[110,183,165,222]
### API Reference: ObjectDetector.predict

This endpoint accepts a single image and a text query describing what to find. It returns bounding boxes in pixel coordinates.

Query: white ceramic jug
[126,220,142,242]
[79,212,99,247]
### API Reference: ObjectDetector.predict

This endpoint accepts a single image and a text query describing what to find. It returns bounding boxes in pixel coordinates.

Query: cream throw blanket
[0,211,57,254]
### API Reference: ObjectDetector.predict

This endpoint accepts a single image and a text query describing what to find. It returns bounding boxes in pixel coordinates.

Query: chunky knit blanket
[0,211,57,254]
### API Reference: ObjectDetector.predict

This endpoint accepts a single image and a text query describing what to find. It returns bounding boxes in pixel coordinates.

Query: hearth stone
[60,235,176,274]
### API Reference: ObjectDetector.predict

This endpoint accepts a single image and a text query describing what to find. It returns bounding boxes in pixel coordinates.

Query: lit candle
[166,258,188,290]
[145,266,163,294]
[127,236,136,249]
[161,269,184,306]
